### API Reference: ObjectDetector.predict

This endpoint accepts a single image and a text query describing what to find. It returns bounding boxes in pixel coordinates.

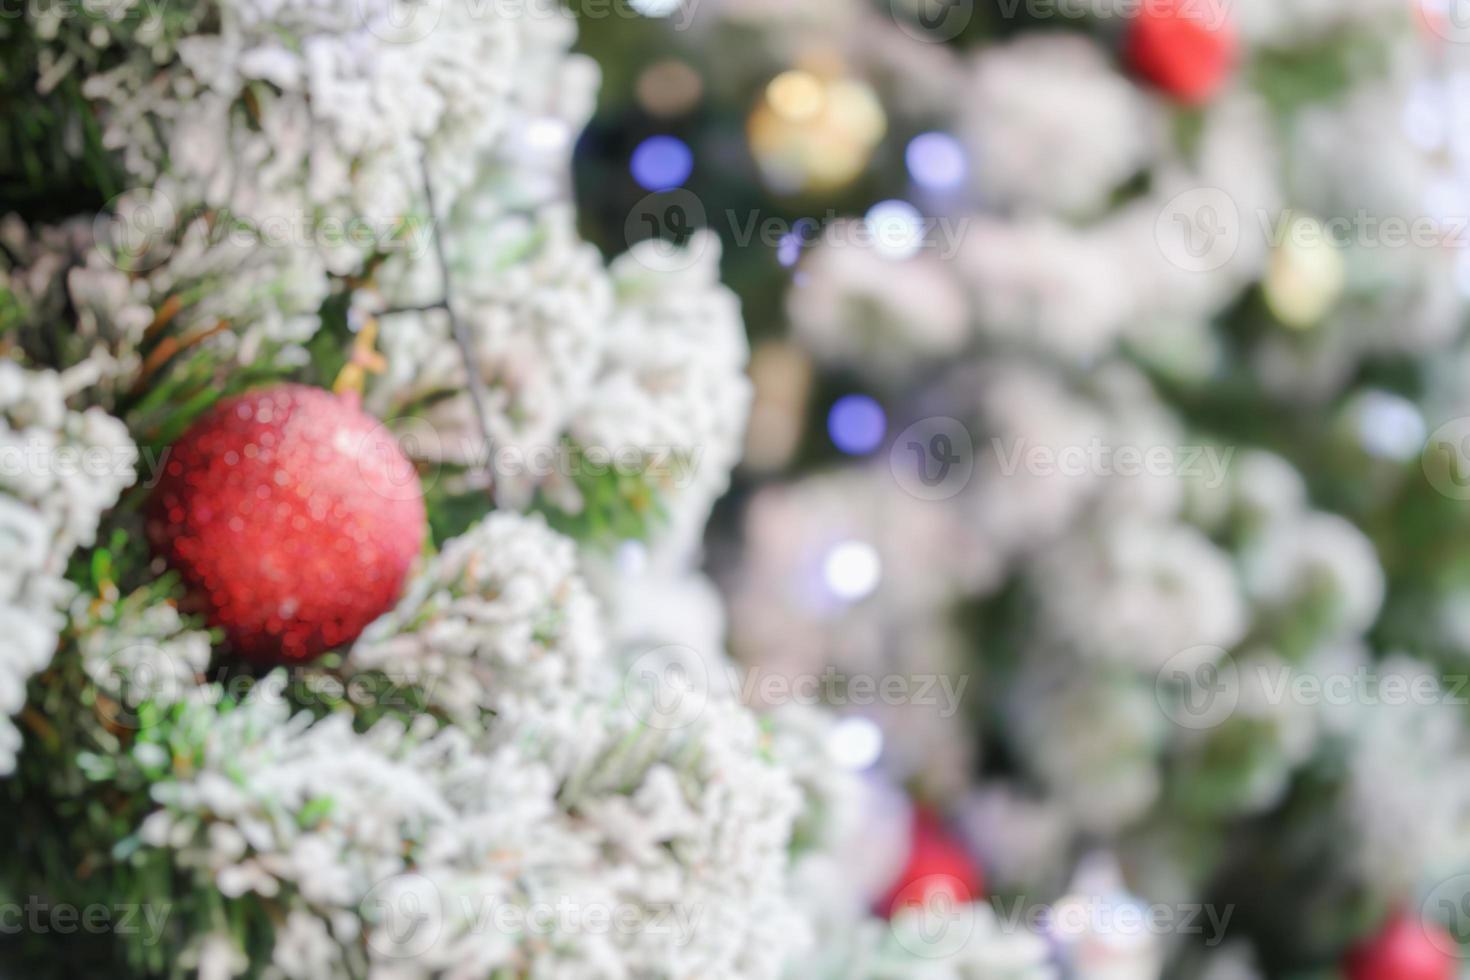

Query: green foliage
[0,584,188,974]
[534,439,672,550]
[1249,28,1401,118]
[0,581,442,975]
[0,0,215,217]
[0,29,116,217]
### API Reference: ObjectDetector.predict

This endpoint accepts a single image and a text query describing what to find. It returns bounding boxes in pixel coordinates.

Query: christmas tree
[0,1,1056,976]
[571,0,1470,977]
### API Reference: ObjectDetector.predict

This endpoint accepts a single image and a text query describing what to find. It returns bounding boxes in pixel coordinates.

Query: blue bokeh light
[828,395,887,456]
[631,135,694,191]
[905,132,967,192]
[777,232,803,268]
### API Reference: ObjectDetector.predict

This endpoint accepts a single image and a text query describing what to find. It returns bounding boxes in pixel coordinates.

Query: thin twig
[128,318,231,397]
[143,294,183,343]
[419,154,496,479]
[380,302,449,316]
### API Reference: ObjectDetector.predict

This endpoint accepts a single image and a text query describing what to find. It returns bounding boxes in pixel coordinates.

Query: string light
[748,71,887,194]
[615,540,649,575]
[630,135,694,191]
[1263,213,1344,328]
[766,70,826,121]
[829,716,885,771]
[629,0,682,16]
[1456,251,1470,297]
[828,395,887,455]
[823,540,882,602]
[865,200,925,260]
[744,340,813,473]
[906,132,968,191]
[521,118,571,155]
[637,60,703,117]
[1353,391,1426,462]
[777,232,804,268]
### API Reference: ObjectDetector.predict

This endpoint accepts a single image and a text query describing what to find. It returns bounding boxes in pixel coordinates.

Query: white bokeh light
[630,0,682,16]
[906,132,968,191]
[823,540,882,602]
[1355,391,1426,462]
[829,716,885,771]
[864,200,925,260]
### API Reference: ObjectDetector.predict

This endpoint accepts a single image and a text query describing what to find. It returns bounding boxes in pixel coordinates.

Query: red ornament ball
[1345,913,1457,980]
[148,384,426,664]
[880,808,985,918]
[1126,0,1237,105]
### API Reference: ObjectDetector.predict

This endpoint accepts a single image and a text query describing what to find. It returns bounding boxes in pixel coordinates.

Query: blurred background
[569,1,1470,977]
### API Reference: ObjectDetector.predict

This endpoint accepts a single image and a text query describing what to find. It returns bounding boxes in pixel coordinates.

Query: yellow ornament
[748,68,886,195]
[1263,213,1345,329]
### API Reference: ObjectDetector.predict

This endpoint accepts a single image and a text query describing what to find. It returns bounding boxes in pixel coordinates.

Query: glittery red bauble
[1345,913,1456,980]
[148,385,426,664]
[1126,0,1237,105]
[880,809,985,917]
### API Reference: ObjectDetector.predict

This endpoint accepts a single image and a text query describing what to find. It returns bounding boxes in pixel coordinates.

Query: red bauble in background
[880,808,985,917]
[1126,0,1237,105]
[1344,912,1457,980]
[148,384,426,664]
